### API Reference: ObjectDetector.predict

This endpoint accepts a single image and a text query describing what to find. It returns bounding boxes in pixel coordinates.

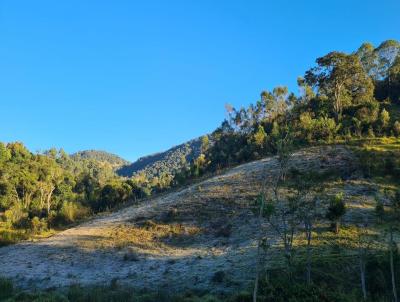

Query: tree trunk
[23,192,33,209]
[39,187,45,209]
[46,186,55,215]
[253,268,259,302]
[335,220,340,234]
[284,227,294,281]
[359,252,367,301]
[253,193,266,302]
[390,227,398,302]
[306,223,312,285]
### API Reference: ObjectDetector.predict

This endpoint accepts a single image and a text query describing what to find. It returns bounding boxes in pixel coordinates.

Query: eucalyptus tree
[290,170,324,285]
[253,124,294,302]
[383,190,400,302]
[356,42,379,78]
[305,52,374,123]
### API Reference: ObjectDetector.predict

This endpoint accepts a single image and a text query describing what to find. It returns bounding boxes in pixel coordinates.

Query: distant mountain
[71,150,130,169]
[117,138,202,178]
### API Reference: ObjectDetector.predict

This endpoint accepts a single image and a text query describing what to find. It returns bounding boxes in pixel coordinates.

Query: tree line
[175,40,400,181]
[0,143,172,244]
[1,40,399,247]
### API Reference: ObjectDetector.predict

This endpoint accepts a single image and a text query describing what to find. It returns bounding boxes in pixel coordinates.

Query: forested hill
[2,39,400,301]
[117,138,202,178]
[71,150,130,168]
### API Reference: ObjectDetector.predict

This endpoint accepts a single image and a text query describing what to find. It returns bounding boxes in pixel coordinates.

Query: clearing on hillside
[0,146,383,293]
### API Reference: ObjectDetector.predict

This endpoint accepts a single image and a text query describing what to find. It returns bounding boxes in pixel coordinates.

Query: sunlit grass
[0,222,56,247]
[77,221,202,255]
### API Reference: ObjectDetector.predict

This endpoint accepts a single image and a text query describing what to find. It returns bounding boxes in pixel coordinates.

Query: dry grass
[1,145,393,292]
[77,221,202,254]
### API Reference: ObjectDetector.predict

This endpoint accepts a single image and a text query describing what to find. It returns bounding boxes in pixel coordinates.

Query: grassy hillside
[2,144,400,301]
[1,40,399,301]
[2,141,400,301]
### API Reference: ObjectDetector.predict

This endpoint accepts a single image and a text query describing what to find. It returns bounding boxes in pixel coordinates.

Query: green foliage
[252,125,267,150]
[393,121,400,137]
[117,138,202,179]
[168,40,400,181]
[0,277,13,300]
[0,142,151,245]
[379,108,391,134]
[58,201,88,224]
[326,193,346,233]
[353,138,400,180]
[30,216,48,234]
[4,203,27,227]
[71,150,130,167]
[92,181,132,212]
[305,51,374,122]
[299,113,339,142]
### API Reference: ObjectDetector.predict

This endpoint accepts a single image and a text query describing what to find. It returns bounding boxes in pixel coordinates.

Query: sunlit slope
[1,145,385,292]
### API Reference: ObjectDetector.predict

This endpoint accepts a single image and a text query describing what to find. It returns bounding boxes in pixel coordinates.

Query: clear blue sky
[0,0,399,161]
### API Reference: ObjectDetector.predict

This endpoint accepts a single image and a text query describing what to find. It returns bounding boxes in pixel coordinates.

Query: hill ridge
[0,145,367,293]
[117,137,203,178]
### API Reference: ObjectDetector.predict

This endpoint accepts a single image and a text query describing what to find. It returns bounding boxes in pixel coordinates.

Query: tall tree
[356,42,378,78]
[305,52,374,122]
[375,40,400,81]
[326,193,346,234]
[253,126,294,302]
[383,190,400,302]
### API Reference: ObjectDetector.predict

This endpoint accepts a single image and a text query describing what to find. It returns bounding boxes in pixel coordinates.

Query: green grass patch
[0,222,56,247]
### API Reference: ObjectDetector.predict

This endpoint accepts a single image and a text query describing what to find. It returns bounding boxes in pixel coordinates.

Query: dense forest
[117,138,202,179]
[0,145,165,246]
[1,39,400,301]
[71,150,130,168]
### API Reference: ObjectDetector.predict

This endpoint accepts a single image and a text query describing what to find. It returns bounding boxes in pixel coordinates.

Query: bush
[4,203,28,228]
[91,182,131,212]
[12,291,68,301]
[58,201,89,224]
[227,291,252,302]
[394,121,400,137]
[211,271,225,283]
[30,216,48,234]
[260,282,356,302]
[326,193,346,233]
[0,277,13,299]
[298,113,338,143]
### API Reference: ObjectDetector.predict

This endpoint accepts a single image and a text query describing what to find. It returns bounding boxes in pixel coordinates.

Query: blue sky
[0,0,399,161]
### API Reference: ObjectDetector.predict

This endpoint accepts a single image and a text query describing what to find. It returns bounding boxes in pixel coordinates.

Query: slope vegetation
[117,138,202,178]
[71,150,130,168]
[0,145,384,293]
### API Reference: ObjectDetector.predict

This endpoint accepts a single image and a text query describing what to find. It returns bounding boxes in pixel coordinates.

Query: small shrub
[110,278,119,290]
[58,201,89,224]
[393,121,400,137]
[4,203,28,228]
[211,271,225,283]
[123,251,140,262]
[215,224,232,238]
[326,193,346,233]
[367,126,375,138]
[160,207,178,223]
[30,216,48,234]
[0,277,13,299]
[228,291,252,302]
